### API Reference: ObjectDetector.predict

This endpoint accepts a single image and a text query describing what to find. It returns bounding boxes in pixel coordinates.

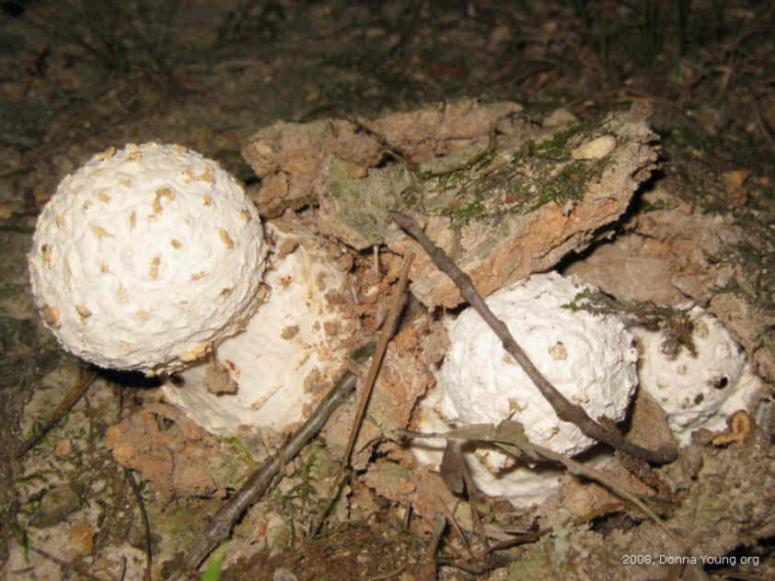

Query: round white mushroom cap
[412,387,564,508]
[28,143,268,374]
[438,272,639,458]
[162,220,355,435]
[635,306,762,444]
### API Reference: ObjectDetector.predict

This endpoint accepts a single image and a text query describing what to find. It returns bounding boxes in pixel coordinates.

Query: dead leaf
[440,442,466,495]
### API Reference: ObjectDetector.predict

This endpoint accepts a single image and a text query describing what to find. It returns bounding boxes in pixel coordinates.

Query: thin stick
[391,211,676,465]
[346,116,420,173]
[125,469,153,581]
[417,513,446,579]
[29,545,105,581]
[482,530,547,555]
[16,370,98,459]
[437,554,517,575]
[516,442,670,536]
[170,371,358,578]
[341,252,414,470]
[402,427,672,539]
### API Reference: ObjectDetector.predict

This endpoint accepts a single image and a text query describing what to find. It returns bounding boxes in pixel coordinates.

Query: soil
[1,1,773,580]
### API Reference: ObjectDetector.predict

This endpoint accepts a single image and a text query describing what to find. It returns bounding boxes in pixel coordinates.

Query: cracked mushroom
[162,219,357,435]
[28,142,268,375]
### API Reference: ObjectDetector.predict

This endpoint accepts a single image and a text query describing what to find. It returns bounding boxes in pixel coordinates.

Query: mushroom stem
[391,211,677,465]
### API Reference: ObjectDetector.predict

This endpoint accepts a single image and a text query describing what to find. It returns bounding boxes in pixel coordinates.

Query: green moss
[449,198,486,225]
[529,123,585,160]
[322,110,624,240]
[531,160,600,210]
[222,436,256,470]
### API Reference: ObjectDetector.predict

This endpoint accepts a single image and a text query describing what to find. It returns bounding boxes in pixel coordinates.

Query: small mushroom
[162,220,357,435]
[28,143,268,374]
[413,272,639,507]
[634,306,763,444]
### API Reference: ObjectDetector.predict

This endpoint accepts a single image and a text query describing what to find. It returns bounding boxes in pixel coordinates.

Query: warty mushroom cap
[635,306,763,444]
[28,142,268,375]
[438,272,639,460]
[412,272,638,507]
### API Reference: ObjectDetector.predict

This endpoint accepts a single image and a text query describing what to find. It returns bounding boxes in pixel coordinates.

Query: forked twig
[170,370,358,578]
[391,211,676,465]
[311,253,412,537]
[16,369,98,459]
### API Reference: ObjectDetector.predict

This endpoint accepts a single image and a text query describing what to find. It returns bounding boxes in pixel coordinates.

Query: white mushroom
[413,272,638,506]
[412,388,565,508]
[28,143,268,375]
[635,306,762,444]
[440,272,638,456]
[162,220,356,435]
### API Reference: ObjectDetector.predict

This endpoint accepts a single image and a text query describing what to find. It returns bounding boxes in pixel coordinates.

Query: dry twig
[29,545,105,581]
[16,369,97,459]
[125,468,152,581]
[518,442,668,534]
[416,513,446,579]
[401,425,672,538]
[437,554,517,575]
[341,252,414,470]
[310,253,412,537]
[391,211,677,465]
[345,116,419,173]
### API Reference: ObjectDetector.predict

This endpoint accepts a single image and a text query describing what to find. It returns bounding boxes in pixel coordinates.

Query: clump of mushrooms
[29,143,359,438]
[29,142,765,512]
[28,142,268,375]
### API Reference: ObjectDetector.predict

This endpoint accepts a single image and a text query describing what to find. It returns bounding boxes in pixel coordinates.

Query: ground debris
[511,441,775,580]
[566,186,775,382]
[222,522,427,581]
[244,100,660,308]
[105,403,250,502]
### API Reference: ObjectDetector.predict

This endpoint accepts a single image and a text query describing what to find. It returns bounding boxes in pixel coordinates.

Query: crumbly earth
[1,1,773,580]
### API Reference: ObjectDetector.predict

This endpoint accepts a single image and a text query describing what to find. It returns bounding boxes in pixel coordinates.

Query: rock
[29,485,80,528]
[244,100,660,309]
